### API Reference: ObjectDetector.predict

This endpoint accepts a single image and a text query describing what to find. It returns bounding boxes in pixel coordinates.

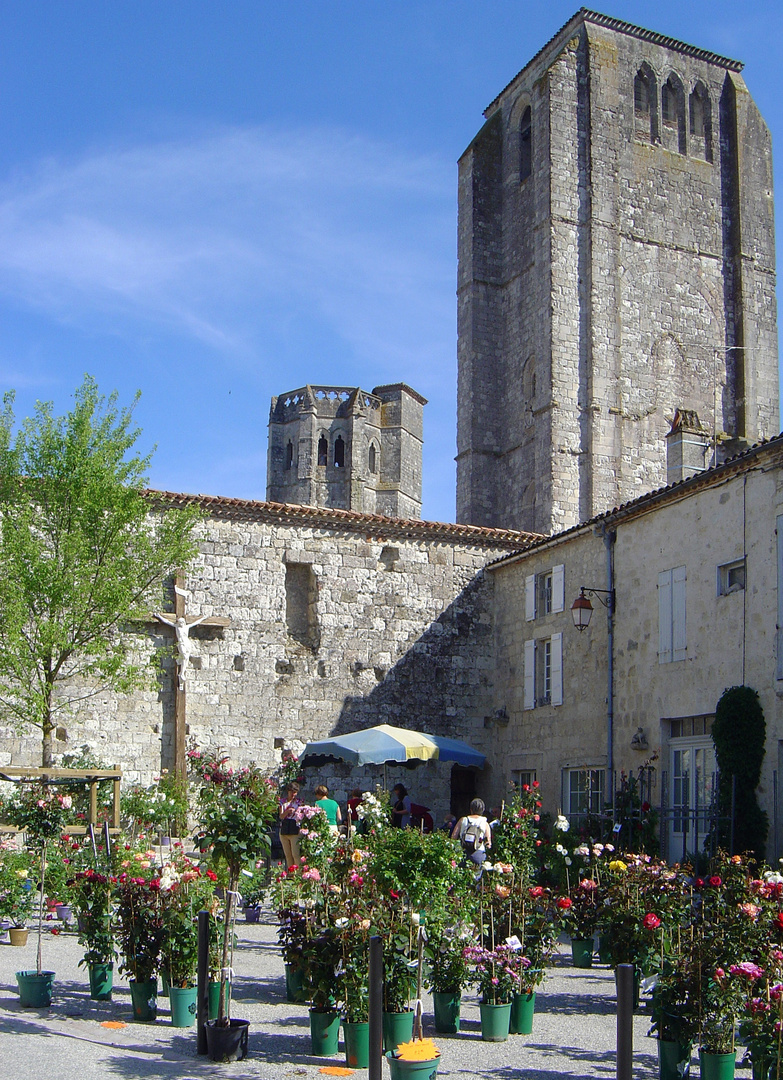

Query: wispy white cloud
[0,127,454,371]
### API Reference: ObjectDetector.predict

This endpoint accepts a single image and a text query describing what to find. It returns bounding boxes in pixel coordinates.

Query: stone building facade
[487,434,783,860]
[0,498,533,815]
[267,384,426,519]
[456,9,779,536]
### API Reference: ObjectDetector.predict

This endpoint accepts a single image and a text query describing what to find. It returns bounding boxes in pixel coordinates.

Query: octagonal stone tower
[267,383,426,519]
[456,9,779,535]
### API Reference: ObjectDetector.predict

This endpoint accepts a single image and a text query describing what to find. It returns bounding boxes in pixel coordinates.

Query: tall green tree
[0,375,201,766]
[711,684,768,862]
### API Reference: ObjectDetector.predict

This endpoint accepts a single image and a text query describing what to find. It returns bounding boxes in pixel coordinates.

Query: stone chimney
[665,409,710,484]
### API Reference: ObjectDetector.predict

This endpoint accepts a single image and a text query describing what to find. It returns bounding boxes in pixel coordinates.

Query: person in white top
[451,798,492,866]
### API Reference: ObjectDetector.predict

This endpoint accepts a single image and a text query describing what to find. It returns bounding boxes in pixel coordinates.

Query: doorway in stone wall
[450,765,477,819]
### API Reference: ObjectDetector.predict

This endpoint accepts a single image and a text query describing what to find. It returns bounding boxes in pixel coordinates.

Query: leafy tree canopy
[0,375,201,765]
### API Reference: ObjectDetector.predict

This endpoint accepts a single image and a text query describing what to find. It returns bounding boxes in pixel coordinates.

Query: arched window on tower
[633,66,657,143]
[368,442,377,475]
[318,434,328,467]
[519,106,532,183]
[661,75,686,155]
[285,440,294,470]
[334,435,345,468]
[689,82,712,162]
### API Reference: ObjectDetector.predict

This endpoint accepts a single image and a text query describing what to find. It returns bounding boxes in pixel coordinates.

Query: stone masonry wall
[0,504,525,822]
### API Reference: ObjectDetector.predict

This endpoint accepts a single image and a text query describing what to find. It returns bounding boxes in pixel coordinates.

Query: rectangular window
[512,769,537,792]
[284,562,319,649]
[523,633,562,709]
[658,566,686,663]
[669,720,716,844]
[525,564,564,620]
[717,559,745,596]
[564,768,605,826]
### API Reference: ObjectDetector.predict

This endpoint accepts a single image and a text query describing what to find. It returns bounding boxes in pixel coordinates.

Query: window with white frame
[525,564,564,620]
[717,559,745,596]
[563,768,605,825]
[658,566,686,663]
[667,716,716,843]
[523,633,562,709]
[512,769,537,792]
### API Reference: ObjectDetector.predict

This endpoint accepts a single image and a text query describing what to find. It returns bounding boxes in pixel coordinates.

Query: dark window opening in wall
[634,67,657,144]
[689,83,712,161]
[318,434,328,466]
[662,82,675,126]
[334,435,345,468]
[519,106,532,182]
[285,440,294,470]
[285,563,319,649]
[634,73,650,119]
[368,443,377,474]
[662,75,686,154]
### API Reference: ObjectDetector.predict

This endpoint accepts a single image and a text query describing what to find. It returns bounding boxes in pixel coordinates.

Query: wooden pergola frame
[0,766,122,833]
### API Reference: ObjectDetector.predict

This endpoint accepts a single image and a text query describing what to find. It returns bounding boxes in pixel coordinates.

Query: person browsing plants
[451,798,492,867]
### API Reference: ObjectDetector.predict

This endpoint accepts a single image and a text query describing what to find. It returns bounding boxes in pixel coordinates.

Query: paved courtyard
[0,911,741,1080]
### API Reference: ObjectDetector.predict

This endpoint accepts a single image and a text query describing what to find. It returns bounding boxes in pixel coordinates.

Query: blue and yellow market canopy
[299,724,485,769]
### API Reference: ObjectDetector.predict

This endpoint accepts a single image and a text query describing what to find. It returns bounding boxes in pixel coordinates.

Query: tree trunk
[217,868,238,1026]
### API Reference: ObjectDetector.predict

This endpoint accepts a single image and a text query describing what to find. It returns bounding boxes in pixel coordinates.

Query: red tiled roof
[143,490,542,550]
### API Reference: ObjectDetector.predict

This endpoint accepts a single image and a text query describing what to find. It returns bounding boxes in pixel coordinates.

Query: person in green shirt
[314,784,342,832]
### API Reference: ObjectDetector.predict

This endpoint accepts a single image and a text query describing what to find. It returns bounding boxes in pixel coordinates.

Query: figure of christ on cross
[153,577,230,776]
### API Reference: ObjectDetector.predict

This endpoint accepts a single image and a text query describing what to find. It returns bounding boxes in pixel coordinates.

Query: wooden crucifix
[153,574,230,778]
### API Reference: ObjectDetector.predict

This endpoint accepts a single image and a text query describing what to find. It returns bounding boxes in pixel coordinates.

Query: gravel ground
[0,912,740,1080]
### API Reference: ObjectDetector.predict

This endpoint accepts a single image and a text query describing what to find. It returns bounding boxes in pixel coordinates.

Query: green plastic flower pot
[16,970,55,1008]
[383,1009,415,1053]
[343,1020,370,1068]
[169,985,198,1027]
[129,977,158,1021]
[285,963,307,1003]
[432,991,461,1034]
[386,1050,440,1080]
[479,1001,511,1042]
[571,938,594,968]
[699,1050,736,1080]
[509,991,535,1035]
[208,980,229,1022]
[658,1039,691,1080]
[88,962,113,1002]
[309,1009,340,1055]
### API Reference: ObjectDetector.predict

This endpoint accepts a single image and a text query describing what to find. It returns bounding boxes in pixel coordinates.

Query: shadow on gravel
[535,991,617,1016]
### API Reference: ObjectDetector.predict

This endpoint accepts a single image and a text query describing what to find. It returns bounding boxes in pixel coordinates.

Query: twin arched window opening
[317,433,345,467]
[634,67,711,161]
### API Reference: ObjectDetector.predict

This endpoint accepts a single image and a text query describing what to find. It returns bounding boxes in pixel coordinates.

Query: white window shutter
[550,632,563,705]
[551,564,565,613]
[525,575,536,621]
[524,639,536,710]
[658,570,672,664]
[672,565,687,661]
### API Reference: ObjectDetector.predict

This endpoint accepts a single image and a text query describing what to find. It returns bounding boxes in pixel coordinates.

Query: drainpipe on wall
[598,526,616,778]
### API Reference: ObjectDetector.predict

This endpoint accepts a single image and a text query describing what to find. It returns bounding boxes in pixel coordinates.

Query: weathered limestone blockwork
[486,437,783,861]
[0,498,534,816]
[267,383,426,519]
[457,10,779,536]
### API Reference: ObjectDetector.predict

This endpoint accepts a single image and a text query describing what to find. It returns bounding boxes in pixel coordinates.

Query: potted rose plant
[190,749,277,1061]
[0,847,34,940]
[159,850,216,1026]
[115,862,165,1020]
[8,783,74,1007]
[71,868,117,1001]
[464,943,529,1042]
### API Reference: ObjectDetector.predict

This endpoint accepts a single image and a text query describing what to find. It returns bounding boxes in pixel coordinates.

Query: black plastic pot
[205,1018,250,1062]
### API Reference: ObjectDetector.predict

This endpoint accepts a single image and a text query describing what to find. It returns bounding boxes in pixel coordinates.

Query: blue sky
[0,2,780,524]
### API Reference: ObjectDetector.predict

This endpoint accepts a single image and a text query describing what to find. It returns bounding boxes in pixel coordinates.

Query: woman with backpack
[451,798,492,866]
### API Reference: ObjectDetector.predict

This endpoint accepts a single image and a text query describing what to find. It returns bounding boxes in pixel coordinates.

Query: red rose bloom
[643,912,661,929]
[709,876,722,887]
[557,897,573,909]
